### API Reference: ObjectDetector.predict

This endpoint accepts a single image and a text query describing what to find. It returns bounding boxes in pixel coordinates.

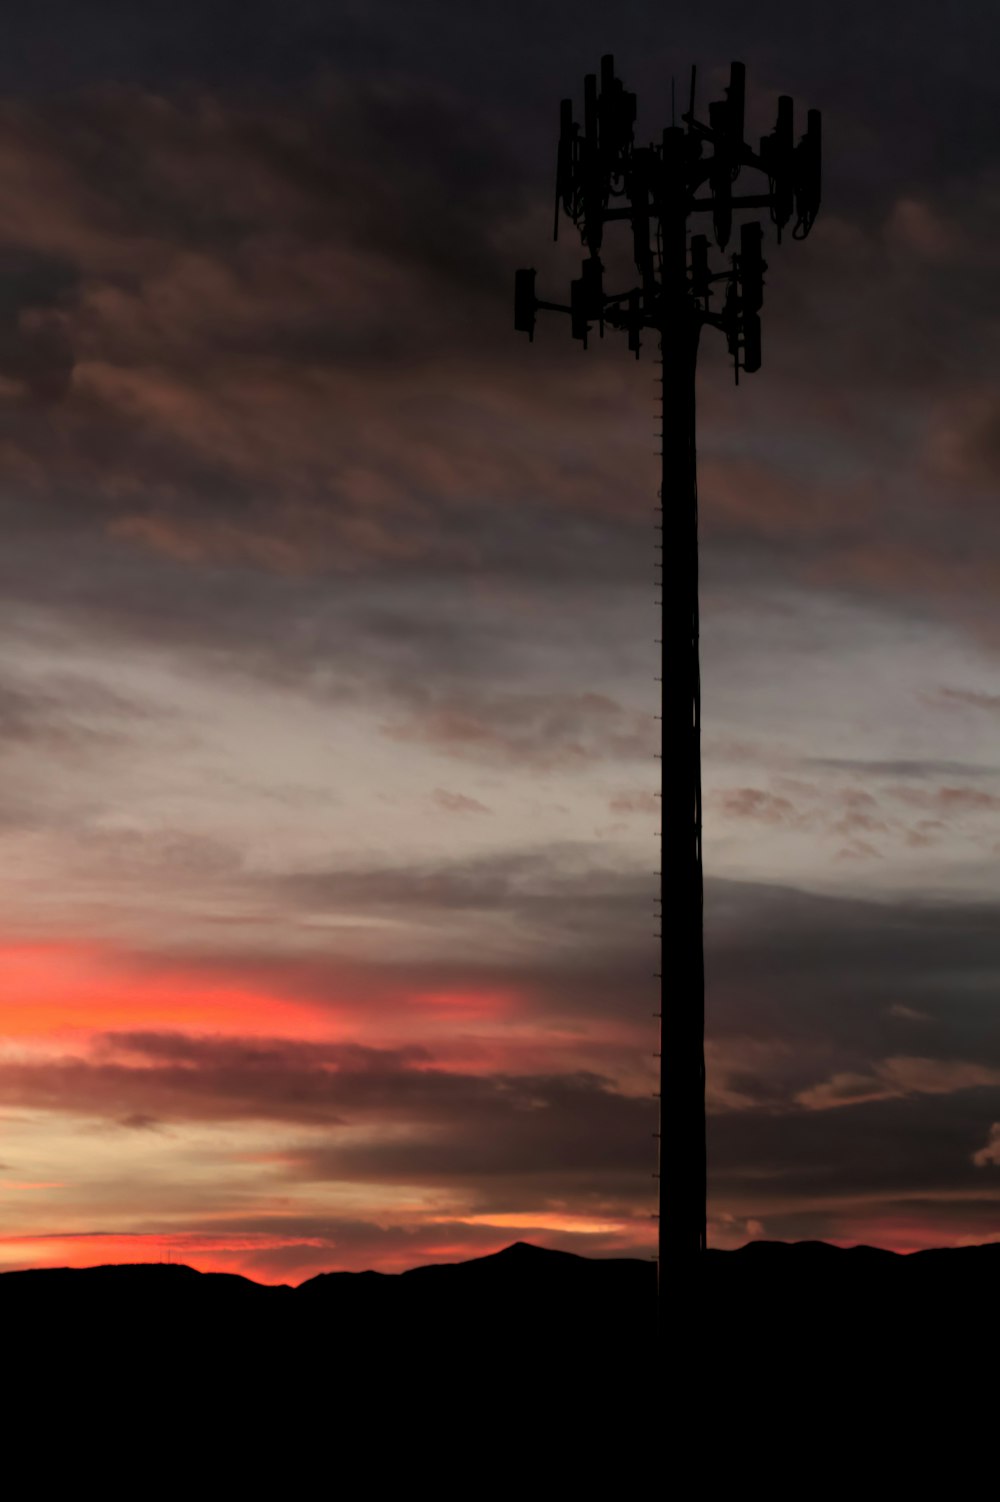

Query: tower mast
[515,57,821,1313]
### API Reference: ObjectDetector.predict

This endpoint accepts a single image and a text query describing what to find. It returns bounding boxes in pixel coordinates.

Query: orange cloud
[0,940,339,1041]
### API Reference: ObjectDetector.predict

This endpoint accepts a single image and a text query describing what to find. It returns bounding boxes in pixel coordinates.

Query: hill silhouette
[6,1236,997,1370]
[1,1239,654,1342]
[7,1234,1000,1314]
[6,1238,994,1480]
[5,1238,658,1441]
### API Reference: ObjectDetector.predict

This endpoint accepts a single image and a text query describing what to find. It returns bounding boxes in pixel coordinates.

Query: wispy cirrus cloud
[796,1057,1000,1111]
[936,687,1000,714]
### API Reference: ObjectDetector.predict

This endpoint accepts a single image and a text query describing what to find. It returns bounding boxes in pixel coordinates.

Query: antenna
[726,60,746,148]
[762,95,795,239]
[794,109,822,238]
[514,268,537,340]
[554,100,574,240]
[513,57,822,1339]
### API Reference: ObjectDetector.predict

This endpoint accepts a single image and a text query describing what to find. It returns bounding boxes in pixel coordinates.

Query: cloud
[267,844,657,964]
[0,53,994,788]
[0,10,999,1269]
[0,77,656,600]
[431,788,492,815]
[802,757,997,779]
[889,1004,931,1023]
[937,688,1000,714]
[926,387,1000,489]
[610,871,1000,1116]
[834,839,883,861]
[888,785,1000,813]
[0,671,156,751]
[709,1085,1000,1250]
[0,57,991,670]
[0,245,78,402]
[886,198,958,262]
[973,1125,1000,1168]
[608,790,659,815]
[383,691,655,770]
[797,1057,1000,1112]
[716,787,803,825]
[0,1030,655,1204]
[713,782,891,849]
[693,880,1000,1239]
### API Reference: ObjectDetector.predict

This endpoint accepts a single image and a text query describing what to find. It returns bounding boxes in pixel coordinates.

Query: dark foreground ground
[6,1239,994,1480]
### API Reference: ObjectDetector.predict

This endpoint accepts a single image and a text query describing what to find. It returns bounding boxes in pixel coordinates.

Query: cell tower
[514,58,821,1316]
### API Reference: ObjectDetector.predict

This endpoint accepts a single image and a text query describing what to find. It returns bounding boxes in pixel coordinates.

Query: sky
[0,0,999,1282]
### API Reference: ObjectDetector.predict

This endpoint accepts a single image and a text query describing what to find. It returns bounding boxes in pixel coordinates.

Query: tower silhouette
[514,57,821,1317]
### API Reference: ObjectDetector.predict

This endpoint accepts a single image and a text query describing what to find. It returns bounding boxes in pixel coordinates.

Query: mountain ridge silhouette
[5,1235,1000,1292]
[7,1237,993,1455]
